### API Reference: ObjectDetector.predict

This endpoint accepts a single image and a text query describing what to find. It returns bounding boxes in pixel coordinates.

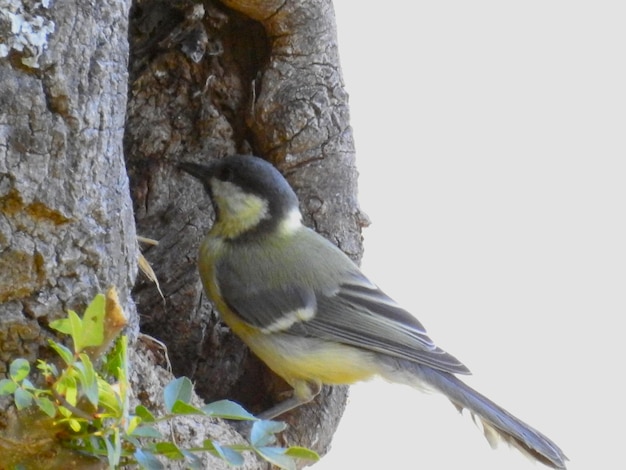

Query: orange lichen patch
[0,188,70,225]
[25,201,71,225]
[0,188,23,215]
[0,250,46,303]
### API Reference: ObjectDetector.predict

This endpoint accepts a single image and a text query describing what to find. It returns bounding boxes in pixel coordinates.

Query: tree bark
[127,0,363,461]
[1,1,254,469]
[1,0,137,466]
[1,0,361,466]
[1,0,137,381]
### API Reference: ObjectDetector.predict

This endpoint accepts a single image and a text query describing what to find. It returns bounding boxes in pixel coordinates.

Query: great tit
[179,155,567,469]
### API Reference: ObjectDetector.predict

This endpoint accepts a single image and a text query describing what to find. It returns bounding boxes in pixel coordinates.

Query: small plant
[0,290,318,469]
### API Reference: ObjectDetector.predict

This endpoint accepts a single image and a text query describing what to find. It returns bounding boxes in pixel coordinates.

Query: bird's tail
[379,359,568,469]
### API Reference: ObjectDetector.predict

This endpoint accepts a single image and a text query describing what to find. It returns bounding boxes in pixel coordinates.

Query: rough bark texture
[1,0,362,465]
[126,0,363,462]
[0,0,137,380]
[0,1,258,468]
[0,0,136,466]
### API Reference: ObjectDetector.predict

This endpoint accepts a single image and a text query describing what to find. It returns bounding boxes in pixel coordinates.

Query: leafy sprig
[0,290,318,469]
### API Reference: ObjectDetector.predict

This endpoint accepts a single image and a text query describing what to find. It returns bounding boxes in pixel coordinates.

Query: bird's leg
[257,380,322,420]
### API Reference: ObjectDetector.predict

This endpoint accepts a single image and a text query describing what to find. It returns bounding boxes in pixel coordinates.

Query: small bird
[179,155,567,469]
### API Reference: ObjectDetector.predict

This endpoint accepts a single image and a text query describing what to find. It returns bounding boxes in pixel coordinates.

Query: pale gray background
[318,2,624,469]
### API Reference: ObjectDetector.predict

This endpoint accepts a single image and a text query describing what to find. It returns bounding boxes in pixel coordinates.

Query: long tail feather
[422,366,567,468]
[380,359,568,468]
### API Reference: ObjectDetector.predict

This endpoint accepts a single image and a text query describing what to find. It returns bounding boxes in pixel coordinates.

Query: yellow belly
[239,327,379,391]
[198,235,379,396]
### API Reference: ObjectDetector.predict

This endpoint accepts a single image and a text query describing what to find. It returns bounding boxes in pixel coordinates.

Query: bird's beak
[178,162,215,182]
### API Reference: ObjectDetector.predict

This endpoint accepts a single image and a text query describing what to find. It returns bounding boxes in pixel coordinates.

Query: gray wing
[286,271,471,375]
[217,260,319,333]
[217,240,469,375]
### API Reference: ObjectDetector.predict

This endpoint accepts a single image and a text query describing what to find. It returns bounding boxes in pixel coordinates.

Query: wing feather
[287,272,470,374]
[215,231,469,375]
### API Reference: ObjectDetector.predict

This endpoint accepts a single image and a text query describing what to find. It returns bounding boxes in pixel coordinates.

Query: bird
[179,154,567,469]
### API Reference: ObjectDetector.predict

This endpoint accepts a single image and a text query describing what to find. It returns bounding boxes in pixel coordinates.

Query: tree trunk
[1,0,137,382]
[1,0,137,466]
[127,0,362,460]
[2,0,360,466]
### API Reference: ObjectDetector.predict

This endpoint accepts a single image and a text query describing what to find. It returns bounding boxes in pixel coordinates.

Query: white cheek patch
[212,178,269,224]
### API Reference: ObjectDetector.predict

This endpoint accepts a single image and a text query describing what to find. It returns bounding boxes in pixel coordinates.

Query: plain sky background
[316,2,625,470]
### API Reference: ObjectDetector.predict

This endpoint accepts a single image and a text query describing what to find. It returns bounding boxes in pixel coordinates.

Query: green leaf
[201,399,256,420]
[135,405,156,422]
[154,442,185,459]
[9,358,30,382]
[202,440,244,466]
[20,378,36,390]
[171,400,204,415]
[35,396,57,417]
[51,296,106,352]
[36,360,58,377]
[250,419,286,447]
[285,446,320,462]
[129,425,162,439]
[104,335,127,378]
[0,378,18,395]
[68,418,83,432]
[55,372,79,406]
[97,377,123,416]
[255,447,295,470]
[81,293,106,348]
[134,449,165,470]
[163,377,192,412]
[49,313,73,335]
[48,340,74,365]
[115,363,130,414]
[113,429,123,466]
[14,387,33,409]
[75,353,99,406]
[181,450,203,470]
[127,414,141,435]
[68,309,85,350]
[65,380,78,406]
[104,429,122,468]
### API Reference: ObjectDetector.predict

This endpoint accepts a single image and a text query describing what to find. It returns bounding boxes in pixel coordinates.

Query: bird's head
[179,155,302,240]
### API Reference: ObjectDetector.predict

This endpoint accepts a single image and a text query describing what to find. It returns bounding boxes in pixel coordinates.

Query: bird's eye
[218,166,235,182]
